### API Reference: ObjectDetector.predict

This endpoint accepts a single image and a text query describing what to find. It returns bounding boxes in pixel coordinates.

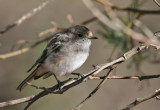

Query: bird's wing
[27,34,64,72]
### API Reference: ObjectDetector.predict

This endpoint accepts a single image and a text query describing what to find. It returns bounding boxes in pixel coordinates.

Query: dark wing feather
[27,34,62,72]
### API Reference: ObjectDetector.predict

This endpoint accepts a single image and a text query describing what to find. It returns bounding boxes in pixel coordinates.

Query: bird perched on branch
[17,25,97,91]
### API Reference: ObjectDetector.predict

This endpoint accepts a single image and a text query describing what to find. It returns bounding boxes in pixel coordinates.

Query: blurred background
[0,0,160,110]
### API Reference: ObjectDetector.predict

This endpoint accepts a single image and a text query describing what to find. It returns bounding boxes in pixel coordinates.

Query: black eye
[78,34,83,37]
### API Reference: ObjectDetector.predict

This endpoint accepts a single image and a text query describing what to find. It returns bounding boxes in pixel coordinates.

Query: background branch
[118,88,160,110]
[0,96,34,108]
[154,0,160,7]
[0,44,149,109]
[89,74,160,80]
[83,0,160,46]
[0,34,54,60]
[74,68,114,110]
[0,0,52,36]
[0,0,160,110]
[0,73,159,108]
[97,0,160,14]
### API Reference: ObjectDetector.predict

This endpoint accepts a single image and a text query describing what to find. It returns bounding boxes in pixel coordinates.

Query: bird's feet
[56,80,63,92]
[71,73,84,79]
[52,73,63,91]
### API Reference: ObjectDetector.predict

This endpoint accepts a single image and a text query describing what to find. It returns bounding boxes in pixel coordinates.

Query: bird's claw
[71,73,84,79]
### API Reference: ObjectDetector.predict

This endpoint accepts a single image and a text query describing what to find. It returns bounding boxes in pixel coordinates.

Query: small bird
[17,25,97,91]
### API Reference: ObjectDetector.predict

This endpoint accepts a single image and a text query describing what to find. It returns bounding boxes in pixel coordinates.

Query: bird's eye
[78,34,83,37]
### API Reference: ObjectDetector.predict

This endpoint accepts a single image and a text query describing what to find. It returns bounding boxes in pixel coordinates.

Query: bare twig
[0,44,148,109]
[134,20,153,38]
[0,15,98,60]
[0,73,159,108]
[89,74,160,80]
[67,14,75,26]
[0,35,53,60]
[81,17,97,25]
[154,0,160,7]
[0,0,52,36]
[82,0,160,46]
[82,0,119,31]
[23,44,148,110]
[97,0,160,14]
[74,68,114,110]
[0,96,34,107]
[11,40,32,51]
[26,82,53,93]
[38,21,60,37]
[105,7,160,47]
[118,88,160,110]
[72,44,150,110]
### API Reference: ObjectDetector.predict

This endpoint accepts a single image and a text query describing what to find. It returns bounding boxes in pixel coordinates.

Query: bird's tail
[16,71,36,91]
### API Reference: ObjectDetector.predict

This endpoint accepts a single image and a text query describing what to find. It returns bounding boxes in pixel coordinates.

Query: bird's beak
[88,36,98,39]
[87,31,98,39]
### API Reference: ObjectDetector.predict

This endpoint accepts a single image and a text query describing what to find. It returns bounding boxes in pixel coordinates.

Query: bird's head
[65,25,98,42]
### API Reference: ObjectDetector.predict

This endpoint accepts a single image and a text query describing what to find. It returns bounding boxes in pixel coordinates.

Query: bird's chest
[45,40,91,76]
[58,48,89,75]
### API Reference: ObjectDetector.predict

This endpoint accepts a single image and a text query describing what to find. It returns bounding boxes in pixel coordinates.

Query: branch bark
[0,44,149,109]
[0,73,159,108]
[74,68,114,110]
[82,0,160,46]
[97,0,160,14]
[118,88,160,110]
[0,0,53,36]
[0,96,34,108]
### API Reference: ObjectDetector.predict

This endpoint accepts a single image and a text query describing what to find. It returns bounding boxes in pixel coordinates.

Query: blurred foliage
[97,0,160,71]
[97,23,129,51]
[127,0,146,23]
[98,22,159,71]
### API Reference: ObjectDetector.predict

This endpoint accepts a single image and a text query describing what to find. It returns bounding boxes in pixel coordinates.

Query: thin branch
[89,74,160,80]
[0,96,34,107]
[0,44,148,109]
[38,21,60,37]
[118,88,160,110]
[10,40,33,51]
[105,7,160,47]
[0,73,159,108]
[82,0,160,46]
[154,0,160,7]
[97,0,160,14]
[74,68,114,110]
[67,14,75,26]
[0,15,98,60]
[134,20,153,38]
[0,34,53,60]
[23,44,148,110]
[82,0,119,31]
[81,17,97,25]
[0,0,52,36]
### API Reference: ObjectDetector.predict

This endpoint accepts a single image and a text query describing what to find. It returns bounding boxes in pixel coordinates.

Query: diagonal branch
[0,15,97,60]
[24,44,147,110]
[154,0,160,7]
[89,74,160,80]
[0,73,159,108]
[0,0,53,36]
[0,34,53,60]
[0,96,34,108]
[82,0,160,46]
[118,88,160,110]
[73,68,114,110]
[97,0,160,14]
[0,44,148,110]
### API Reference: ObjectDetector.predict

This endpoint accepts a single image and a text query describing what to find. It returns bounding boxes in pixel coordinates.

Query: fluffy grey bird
[17,25,97,91]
